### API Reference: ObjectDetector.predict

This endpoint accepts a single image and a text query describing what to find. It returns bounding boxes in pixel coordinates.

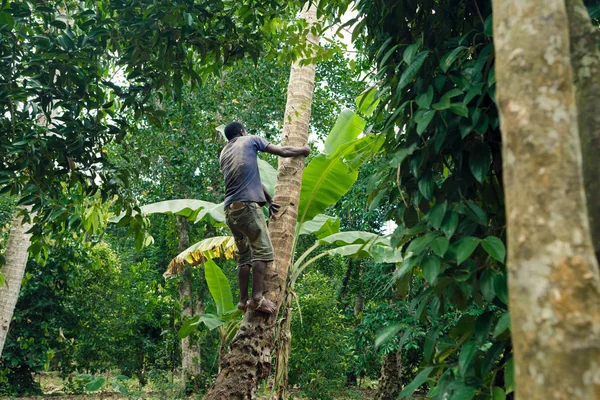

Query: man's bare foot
[238,300,249,313]
[248,297,276,314]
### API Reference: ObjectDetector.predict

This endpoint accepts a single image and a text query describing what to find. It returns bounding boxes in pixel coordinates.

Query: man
[220,121,310,314]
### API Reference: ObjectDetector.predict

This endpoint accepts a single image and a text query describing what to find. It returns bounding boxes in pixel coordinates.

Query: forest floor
[1,372,389,399]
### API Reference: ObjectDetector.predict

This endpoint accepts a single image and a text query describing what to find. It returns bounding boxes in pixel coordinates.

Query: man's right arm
[265,144,311,158]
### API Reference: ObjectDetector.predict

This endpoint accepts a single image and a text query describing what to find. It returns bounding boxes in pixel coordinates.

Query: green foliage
[289,272,350,399]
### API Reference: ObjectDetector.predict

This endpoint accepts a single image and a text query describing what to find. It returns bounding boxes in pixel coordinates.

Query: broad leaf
[459,341,477,377]
[422,255,441,284]
[166,236,236,277]
[258,158,277,196]
[323,109,365,156]
[320,231,386,246]
[398,367,434,399]
[469,144,491,183]
[430,237,449,257]
[428,201,447,229]
[493,312,511,338]
[493,387,507,400]
[355,87,379,117]
[455,237,481,264]
[298,214,341,238]
[406,232,439,255]
[482,236,506,263]
[204,259,235,316]
[375,323,406,348]
[85,377,105,392]
[398,51,429,90]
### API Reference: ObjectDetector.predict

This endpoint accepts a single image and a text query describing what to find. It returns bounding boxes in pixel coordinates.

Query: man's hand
[268,202,281,220]
[301,146,311,157]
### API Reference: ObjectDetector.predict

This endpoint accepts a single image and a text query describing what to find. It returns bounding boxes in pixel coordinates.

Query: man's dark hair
[224,121,245,141]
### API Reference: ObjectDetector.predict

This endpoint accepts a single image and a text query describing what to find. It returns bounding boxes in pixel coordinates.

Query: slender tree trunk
[176,216,201,387]
[374,350,402,400]
[493,1,600,398]
[204,5,319,399]
[273,289,294,399]
[0,208,33,356]
[565,0,600,261]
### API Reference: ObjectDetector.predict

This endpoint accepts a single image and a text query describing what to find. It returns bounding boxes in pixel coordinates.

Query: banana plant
[177,259,243,367]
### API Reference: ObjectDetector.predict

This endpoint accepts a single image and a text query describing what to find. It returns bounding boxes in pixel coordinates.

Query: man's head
[224,121,246,141]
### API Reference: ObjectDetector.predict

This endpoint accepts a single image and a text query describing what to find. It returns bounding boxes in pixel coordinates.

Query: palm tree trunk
[204,5,319,399]
[564,0,600,261]
[0,208,33,356]
[374,350,402,400]
[273,289,294,399]
[176,216,201,387]
[493,0,600,398]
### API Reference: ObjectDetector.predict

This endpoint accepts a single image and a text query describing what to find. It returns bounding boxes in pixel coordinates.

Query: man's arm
[265,144,310,158]
[262,184,281,219]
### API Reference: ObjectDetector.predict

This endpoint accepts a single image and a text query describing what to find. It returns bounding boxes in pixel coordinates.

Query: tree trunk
[565,0,600,261]
[374,350,402,400]
[204,5,319,399]
[273,289,294,399]
[0,208,33,356]
[493,1,600,398]
[176,216,201,386]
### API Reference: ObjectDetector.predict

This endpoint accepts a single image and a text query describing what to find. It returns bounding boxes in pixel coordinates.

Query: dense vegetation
[1,0,599,399]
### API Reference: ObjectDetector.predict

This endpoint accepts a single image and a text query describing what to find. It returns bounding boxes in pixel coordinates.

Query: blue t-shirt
[220,135,270,207]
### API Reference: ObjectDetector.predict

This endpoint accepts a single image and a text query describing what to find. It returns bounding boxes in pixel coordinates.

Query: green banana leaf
[258,158,277,196]
[298,214,340,238]
[323,109,366,156]
[204,259,236,316]
[320,231,389,246]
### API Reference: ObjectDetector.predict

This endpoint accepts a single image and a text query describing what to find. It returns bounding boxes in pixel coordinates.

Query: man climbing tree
[220,121,310,314]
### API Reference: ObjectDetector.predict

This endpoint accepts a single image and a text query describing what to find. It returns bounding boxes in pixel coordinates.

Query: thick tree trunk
[374,350,402,400]
[273,289,294,399]
[204,5,318,399]
[565,0,600,261]
[176,216,201,386]
[0,208,33,356]
[493,1,600,398]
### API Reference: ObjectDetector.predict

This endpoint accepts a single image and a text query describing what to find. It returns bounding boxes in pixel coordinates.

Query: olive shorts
[225,202,274,266]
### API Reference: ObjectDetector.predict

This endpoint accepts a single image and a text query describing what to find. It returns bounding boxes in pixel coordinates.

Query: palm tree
[204,4,320,398]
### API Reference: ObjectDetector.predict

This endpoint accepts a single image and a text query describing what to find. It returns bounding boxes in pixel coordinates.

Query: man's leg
[238,264,251,312]
[248,260,276,314]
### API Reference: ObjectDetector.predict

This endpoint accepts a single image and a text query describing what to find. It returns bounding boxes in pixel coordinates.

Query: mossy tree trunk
[204,5,318,399]
[493,0,600,398]
[374,350,402,400]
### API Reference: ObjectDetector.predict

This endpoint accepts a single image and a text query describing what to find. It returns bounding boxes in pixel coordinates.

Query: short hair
[224,121,245,141]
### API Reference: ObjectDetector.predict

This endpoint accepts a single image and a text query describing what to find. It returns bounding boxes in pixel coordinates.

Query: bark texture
[0,208,33,356]
[374,350,402,400]
[565,0,600,261]
[204,5,318,399]
[176,216,201,385]
[273,289,294,399]
[493,1,600,398]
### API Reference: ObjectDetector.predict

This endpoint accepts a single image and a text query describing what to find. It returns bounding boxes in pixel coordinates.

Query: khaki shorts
[225,202,274,266]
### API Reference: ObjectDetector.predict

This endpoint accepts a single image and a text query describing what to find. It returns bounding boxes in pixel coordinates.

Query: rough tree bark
[176,216,201,386]
[273,289,294,399]
[493,1,600,398]
[565,0,600,261]
[0,208,33,356]
[374,350,402,400]
[204,5,318,399]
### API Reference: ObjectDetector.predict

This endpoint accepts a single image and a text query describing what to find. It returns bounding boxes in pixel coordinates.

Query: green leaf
[298,214,341,238]
[430,237,449,257]
[422,256,441,284]
[505,357,514,393]
[432,95,450,110]
[205,260,236,316]
[355,87,379,117]
[484,14,494,37]
[398,51,429,90]
[464,201,487,226]
[416,110,435,135]
[480,270,496,302]
[474,311,494,344]
[493,313,511,338]
[452,385,477,400]
[406,232,439,255]
[323,109,366,156]
[375,323,405,347]
[469,144,492,183]
[440,46,467,72]
[441,211,459,238]
[199,313,227,330]
[415,86,434,109]
[493,387,507,400]
[139,199,218,221]
[493,273,509,305]
[428,201,447,229]
[482,236,506,263]
[455,237,481,264]
[320,231,386,246]
[0,273,4,287]
[418,173,434,200]
[449,103,469,117]
[398,367,434,399]
[178,316,201,339]
[423,329,438,362]
[85,377,105,392]
[459,341,478,377]
[403,43,419,64]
